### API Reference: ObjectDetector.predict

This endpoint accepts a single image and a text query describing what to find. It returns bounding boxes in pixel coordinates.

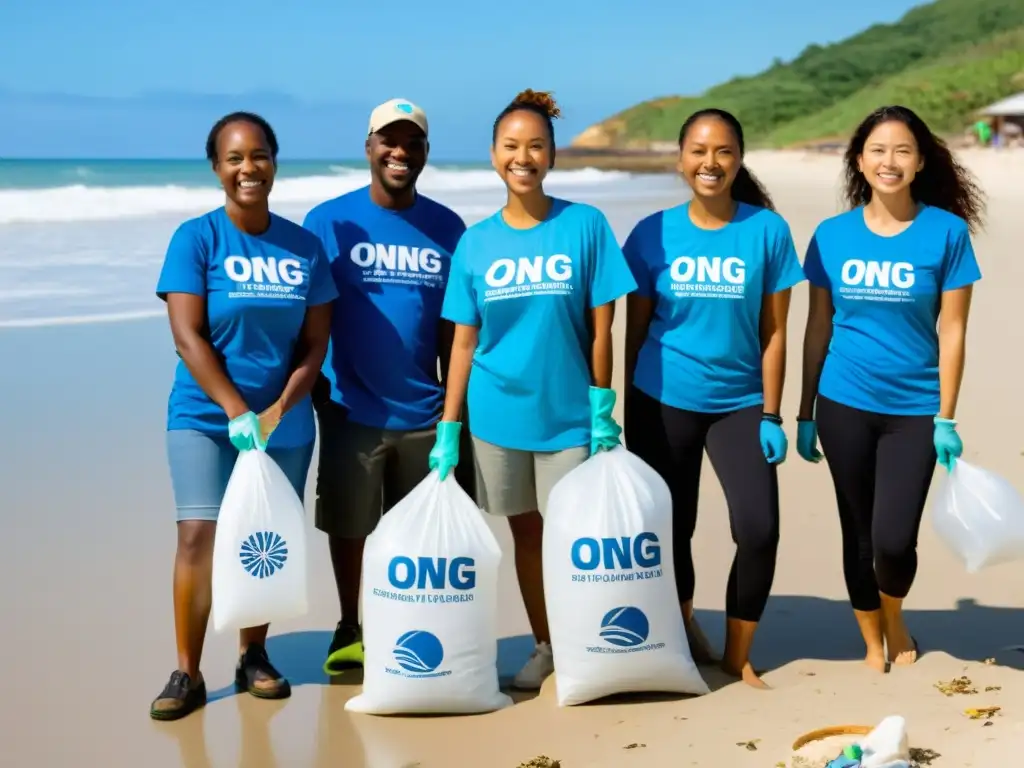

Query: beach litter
[788,715,915,767]
[964,705,1001,722]
[908,748,941,766]
[516,758,561,768]
[934,676,977,696]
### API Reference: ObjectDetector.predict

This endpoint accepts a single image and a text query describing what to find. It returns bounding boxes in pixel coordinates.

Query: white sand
[3,148,1024,767]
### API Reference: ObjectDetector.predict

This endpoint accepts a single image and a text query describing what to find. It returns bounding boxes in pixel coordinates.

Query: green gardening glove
[228,411,267,452]
[589,386,622,456]
[428,421,462,480]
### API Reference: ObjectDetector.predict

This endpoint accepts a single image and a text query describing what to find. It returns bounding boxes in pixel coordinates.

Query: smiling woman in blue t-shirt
[149,112,338,721]
[428,89,638,691]
[797,105,984,674]
[621,108,805,690]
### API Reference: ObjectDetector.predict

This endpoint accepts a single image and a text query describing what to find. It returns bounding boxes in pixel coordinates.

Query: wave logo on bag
[388,630,451,679]
[373,555,477,604]
[589,606,666,655]
[239,531,289,579]
[569,532,663,583]
[599,607,649,647]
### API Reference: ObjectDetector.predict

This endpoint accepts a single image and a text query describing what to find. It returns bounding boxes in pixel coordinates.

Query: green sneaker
[323,621,364,675]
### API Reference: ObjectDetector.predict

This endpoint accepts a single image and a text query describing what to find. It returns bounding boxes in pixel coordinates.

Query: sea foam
[0,166,628,224]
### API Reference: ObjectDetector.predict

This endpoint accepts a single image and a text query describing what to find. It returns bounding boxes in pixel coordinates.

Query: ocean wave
[0,309,166,329]
[0,166,629,225]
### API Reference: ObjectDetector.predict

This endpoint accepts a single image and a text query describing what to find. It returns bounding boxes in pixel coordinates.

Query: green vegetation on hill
[765,28,1024,146]
[578,0,1024,149]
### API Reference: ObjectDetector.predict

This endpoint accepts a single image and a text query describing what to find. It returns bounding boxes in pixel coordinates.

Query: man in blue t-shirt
[302,98,471,675]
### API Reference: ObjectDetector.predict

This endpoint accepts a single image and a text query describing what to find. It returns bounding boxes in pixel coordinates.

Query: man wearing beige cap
[303,98,474,674]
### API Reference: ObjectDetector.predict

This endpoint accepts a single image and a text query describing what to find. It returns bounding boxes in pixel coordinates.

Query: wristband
[762,412,783,425]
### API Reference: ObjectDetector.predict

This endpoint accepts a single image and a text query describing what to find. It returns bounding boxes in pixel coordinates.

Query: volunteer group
[148,90,985,721]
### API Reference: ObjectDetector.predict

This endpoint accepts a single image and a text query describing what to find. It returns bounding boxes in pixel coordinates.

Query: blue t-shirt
[441,198,638,451]
[623,201,805,413]
[804,205,982,416]
[156,207,338,448]
[303,187,466,431]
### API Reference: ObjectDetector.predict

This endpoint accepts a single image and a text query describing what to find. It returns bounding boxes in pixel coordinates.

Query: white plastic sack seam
[543,445,709,706]
[211,449,309,633]
[346,471,512,716]
[931,458,1024,573]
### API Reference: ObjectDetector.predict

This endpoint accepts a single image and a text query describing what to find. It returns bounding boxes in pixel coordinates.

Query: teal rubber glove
[934,416,963,472]
[228,411,267,452]
[428,421,462,480]
[759,417,788,464]
[589,386,622,455]
[796,419,824,463]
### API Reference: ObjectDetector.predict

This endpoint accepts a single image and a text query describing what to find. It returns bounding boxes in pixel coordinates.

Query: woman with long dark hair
[622,108,805,688]
[797,105,984,673]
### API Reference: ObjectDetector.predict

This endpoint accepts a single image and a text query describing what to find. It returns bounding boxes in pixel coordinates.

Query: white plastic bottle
[858,715,911,768]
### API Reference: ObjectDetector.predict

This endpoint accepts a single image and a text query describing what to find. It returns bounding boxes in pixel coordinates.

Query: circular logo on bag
[393,630,444,673]
[599,606,650,647]
[239,531,288,579]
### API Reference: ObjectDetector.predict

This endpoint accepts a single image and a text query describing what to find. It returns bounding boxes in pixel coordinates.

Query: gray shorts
[472,436,588,517]
[314,402,435,539]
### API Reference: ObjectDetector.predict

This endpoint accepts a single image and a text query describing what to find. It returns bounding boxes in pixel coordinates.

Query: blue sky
[1,0,927,160]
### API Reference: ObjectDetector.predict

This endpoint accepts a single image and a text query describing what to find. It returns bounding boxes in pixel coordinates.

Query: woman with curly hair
[797,105,985,673]
[428,89,637,690]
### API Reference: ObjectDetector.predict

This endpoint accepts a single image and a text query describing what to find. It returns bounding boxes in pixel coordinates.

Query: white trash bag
[931,458,1024,573]
[346,471,512,715]
[543,446,709,706]
[211,449,309,633]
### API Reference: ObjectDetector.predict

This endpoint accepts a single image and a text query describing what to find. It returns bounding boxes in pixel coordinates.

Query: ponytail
[731,165,775,211]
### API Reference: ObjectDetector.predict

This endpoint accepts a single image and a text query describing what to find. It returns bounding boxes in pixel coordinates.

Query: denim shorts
[166,429,315,522]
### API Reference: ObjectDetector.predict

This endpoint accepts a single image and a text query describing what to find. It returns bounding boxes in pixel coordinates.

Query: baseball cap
[368,99,428,137]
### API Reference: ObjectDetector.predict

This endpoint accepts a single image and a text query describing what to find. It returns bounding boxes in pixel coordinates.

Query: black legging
[815,394,937,612]
[624,386,779,623]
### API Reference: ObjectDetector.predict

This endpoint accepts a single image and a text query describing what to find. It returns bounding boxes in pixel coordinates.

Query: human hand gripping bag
[345,471,513,715]
[931,459,1024,573]
[211,450,309,633]
[543,446,710,706]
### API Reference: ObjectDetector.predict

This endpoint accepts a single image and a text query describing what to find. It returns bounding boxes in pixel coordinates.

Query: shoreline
[555,136,988,173]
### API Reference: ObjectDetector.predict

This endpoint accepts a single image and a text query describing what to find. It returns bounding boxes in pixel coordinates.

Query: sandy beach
[4,147,1024,767]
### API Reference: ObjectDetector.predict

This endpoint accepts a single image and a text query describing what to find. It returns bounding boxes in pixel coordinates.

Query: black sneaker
[323,621,364,675]
[235,643,291,700]
[150,670,207,721]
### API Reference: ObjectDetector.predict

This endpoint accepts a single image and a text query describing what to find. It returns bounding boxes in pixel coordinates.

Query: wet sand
[3,149,1024,766]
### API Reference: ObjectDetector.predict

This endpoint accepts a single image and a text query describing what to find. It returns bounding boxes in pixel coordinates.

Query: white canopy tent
[979,92,1024,118]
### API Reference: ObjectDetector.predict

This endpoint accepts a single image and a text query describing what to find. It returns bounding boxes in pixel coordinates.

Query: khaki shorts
[314,402,436,539]
[472,436,589,517]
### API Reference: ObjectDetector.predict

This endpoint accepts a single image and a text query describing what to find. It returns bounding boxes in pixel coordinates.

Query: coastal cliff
[560,0,1024,172]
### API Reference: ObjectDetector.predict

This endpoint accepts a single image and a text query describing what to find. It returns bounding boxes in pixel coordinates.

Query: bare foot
[884,615,919,666]
[684,615,719,665]
[890,636,919,667]
[879,594,918,666]
[721,659,770,689]
[864,648,888,673]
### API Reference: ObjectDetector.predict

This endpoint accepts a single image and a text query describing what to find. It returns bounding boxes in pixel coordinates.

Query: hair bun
[512,89,561,118]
